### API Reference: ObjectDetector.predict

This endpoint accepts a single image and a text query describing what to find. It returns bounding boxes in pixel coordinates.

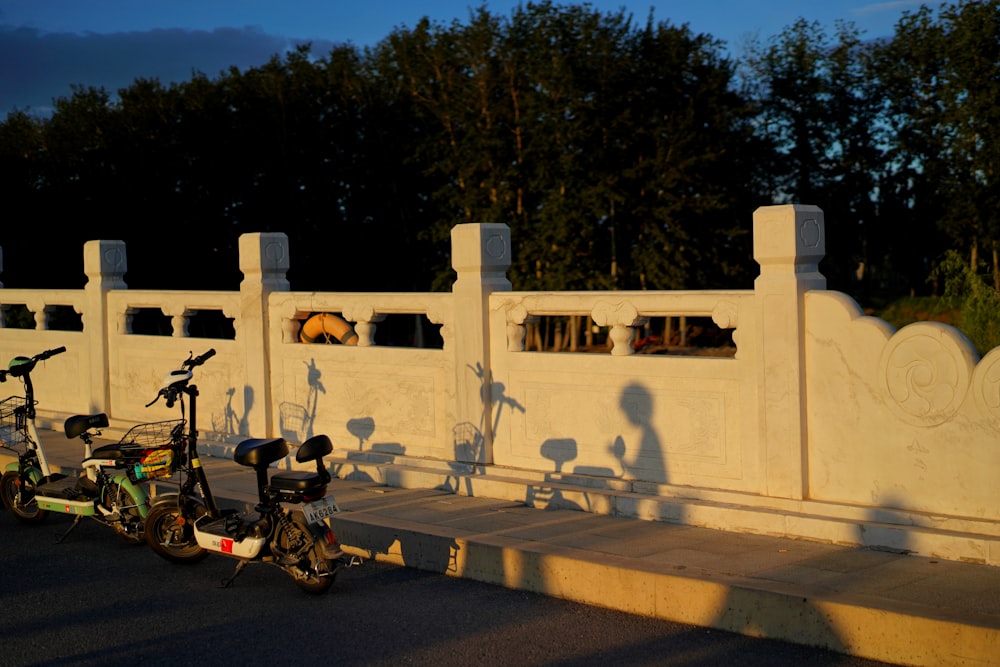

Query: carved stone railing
[497,291,750,356]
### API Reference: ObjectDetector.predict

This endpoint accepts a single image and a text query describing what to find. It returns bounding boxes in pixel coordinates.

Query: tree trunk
[993,241,999,292]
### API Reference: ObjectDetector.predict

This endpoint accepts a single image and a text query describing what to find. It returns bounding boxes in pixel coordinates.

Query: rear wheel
[0,471,48,523]
[145,503,209,563]
[280,512,335,595]
[293,541,336,595]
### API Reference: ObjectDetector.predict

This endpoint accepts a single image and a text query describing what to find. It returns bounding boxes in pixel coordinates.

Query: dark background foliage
[1,1,996,318]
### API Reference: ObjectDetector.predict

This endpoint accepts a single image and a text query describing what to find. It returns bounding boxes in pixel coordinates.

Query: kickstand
[56,515,83,544]
[221,560,247,588]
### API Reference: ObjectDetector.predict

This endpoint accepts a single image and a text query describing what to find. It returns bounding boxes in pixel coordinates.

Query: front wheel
[0,471,48,523]
[145,504,209,563]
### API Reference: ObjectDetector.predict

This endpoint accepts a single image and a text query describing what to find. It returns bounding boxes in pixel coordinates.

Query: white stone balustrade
[2,204,1000,565]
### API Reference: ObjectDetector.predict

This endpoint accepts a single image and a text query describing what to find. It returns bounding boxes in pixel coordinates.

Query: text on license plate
[303,496,340,524]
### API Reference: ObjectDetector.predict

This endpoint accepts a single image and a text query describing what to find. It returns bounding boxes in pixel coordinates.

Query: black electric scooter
[142,349,352,594]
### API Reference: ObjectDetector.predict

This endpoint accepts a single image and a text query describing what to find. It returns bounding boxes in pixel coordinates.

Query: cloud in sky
[0,25,334,116]
[0,0,929,119]
[851,1,926,18]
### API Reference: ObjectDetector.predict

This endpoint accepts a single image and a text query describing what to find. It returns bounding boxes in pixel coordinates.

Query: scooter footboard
[193,511,266,559]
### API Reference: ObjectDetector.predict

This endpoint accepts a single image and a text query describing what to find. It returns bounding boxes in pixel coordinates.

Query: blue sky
[0,0,928,118]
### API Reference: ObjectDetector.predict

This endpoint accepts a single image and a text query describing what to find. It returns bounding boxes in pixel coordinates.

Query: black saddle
[235,435,332,500]
[64,413,109,439]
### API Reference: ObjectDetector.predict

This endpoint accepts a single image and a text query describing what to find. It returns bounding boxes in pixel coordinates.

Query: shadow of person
[609,382,667,484]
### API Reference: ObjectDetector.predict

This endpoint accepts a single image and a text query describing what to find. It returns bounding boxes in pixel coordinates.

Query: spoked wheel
[0,471,48,523]
[280,512,336,595]
[144,504,208,563]
[103,484,146,545]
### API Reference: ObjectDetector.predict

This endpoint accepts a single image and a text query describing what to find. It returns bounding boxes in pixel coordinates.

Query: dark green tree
[0,110,47,287]
[876,0,1000,295]
[742,19,887,294]
[375,2,761,291]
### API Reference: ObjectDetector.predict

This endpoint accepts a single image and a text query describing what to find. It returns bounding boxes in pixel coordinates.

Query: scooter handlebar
[36,346,67,361]
[0,346,67,381]
[146,349,215,407]
[186,348,216,368]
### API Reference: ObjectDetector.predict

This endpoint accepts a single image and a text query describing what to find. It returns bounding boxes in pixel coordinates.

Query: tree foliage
[932,249,1000,354]
[879,1,1000,285]
[0,0,999,318]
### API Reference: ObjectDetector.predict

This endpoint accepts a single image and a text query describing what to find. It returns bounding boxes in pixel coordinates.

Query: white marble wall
[3,204,1000,563]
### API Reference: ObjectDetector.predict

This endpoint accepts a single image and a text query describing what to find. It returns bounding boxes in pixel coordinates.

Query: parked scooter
[142,349,351,594]
[0,347,182,543]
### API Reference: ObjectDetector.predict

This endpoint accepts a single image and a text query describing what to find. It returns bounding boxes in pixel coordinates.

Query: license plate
[302,496,340,524]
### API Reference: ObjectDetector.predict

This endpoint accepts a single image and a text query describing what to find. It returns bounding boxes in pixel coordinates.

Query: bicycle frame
[148,357,223,520]
[1,354,64,481]
[0,347,152,543]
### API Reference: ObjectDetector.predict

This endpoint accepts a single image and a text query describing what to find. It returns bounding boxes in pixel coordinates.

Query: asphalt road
[0,509,896,667]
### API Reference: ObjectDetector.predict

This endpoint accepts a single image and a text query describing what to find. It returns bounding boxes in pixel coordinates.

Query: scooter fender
[295,509,343,561]
[3,461,41,483]
[147,492,182,512]
[110,473,150,518]
[147,492,208,517]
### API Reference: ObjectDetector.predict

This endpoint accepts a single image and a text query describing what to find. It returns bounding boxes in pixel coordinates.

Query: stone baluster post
[592,301,649,356]
[239,233,290,439]
[450,223,512,465]
[753,204,826,499]
[83,240,127,415]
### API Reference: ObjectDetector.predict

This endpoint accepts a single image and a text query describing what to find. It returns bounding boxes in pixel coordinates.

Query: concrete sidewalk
[4,429,1000,667]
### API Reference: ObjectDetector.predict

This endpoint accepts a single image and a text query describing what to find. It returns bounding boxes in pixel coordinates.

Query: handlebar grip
[192,348,216,366]
[35,346,67,361]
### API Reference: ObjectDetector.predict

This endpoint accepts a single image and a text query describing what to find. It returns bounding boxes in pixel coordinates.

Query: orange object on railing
[299,313,358,345]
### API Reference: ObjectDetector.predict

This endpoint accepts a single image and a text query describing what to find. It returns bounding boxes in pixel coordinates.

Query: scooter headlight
[8,356,35,378]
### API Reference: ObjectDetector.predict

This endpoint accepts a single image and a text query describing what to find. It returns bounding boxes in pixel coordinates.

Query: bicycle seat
[64,413,110,439]
[295,434,332,463]
[234,438,290,469]
[268,469,327,495]
[90,444,127,460]
[269,435,334,496]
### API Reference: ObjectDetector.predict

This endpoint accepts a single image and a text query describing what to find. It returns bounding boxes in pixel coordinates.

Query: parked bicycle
[142,349,353,594]
[0,347,184,543]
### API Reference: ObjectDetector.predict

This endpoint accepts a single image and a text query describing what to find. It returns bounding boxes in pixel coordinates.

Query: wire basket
[117,419,186,481]
[0,396,33,454]
[118,419,185,450]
